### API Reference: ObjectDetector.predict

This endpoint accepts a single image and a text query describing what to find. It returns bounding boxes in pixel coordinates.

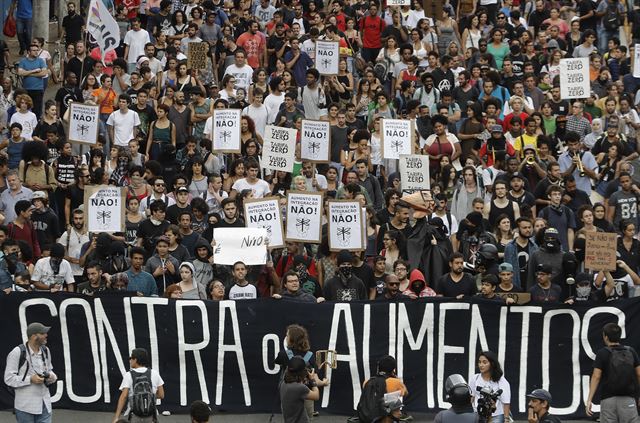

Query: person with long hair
[223,158,245,193]
[458,101,484,163]
[423,114,462,174]
[165,224,191,263]
[240,115,263,150]
[177,261,207,299]
[248,68,269,103]
[470,351,511,423]
[352,79,374,124]
[592,203,616,233]
[492,214,514,259]
[167,10,188,42]
[188,158,208,197]
[207,280,226,301]
[381,230,406,273]
[461,14,482,51]
[487,28,509,70]
[147,104,176,161]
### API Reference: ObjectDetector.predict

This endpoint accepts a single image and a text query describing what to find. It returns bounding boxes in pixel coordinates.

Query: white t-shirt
[58,229,90,276]
[264,92,284,124]
[428,211,459,237]
[119,367,164,417]
[469,374,511,417]
[10,111,38,141]
[228,283,257,300]
[301,39,316,60]
[107,109,141,147]
[32,257,75,289]
[231,178,271,198]
[242,104,269,137]
[124,29,151,64]
[305,174,328,192]
[223,64,254,90]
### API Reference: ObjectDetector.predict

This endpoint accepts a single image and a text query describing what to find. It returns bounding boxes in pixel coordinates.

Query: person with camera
[434,374,477,423]
[469,351,511,423]
[4,322,57,423]
[526,389,562,423]
[280,355,322,423]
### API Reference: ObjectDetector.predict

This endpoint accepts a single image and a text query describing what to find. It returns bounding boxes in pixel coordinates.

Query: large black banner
[1,293,639,418]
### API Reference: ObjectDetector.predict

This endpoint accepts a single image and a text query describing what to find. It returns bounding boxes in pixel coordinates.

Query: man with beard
[508,173,536,218]
[323,251,367,301]
[376,202,412,254]
[237,21,267,69]
[76,262,108,296]
[136,200,171,256]
[414,73,440,111]
[272,271,323,303]
[431,55,455,93]
[58,208,90,285]
[562,176,592,215]
[32,243,75,292]
[503,217,538,290]
[436,252,477,298]
[168,90,191,149]
[54,72,83,118]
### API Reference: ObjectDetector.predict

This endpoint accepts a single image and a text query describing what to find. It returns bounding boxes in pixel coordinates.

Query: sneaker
[312,411,320,417]
[398,413,413,421]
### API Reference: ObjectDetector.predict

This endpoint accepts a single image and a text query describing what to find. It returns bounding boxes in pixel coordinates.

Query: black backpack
[603,4,621,31]
[357,374,388,423]
[6,343,49,395]
[129,369,156,417]
[606,346,637,395]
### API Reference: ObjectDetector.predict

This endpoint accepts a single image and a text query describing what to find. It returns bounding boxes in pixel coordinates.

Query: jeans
[490,414,505,423]
[598,29,618,55]
[15,402,52,423]
[15,17,32,53]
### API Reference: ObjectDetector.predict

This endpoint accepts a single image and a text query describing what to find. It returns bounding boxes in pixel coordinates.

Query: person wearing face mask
[503,217,538,289]
[323,250,367,301]
[527,227,579,298]
[31,243,75,292]
[565,273,602,304]
[583,118,603,150]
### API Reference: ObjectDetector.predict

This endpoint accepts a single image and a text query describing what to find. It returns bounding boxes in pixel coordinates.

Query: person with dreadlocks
[17,141,57,198]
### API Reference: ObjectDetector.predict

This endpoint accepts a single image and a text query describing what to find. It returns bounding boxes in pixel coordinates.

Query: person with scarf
[176,261,207,300]
[323,251,367,301]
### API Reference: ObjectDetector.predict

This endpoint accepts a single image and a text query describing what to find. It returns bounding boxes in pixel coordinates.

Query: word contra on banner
[559,57,589,100]
[328,200,364,251]
[300,120,331,162]
[68,102,99,145]
[399,155,431,191]
[263,125,297,172]
[3,294,638,418]
[315,41,340,75]
[84,185,125,232]
[382,119,414,160]
[286,191,323,243]
[212,109,241,153]
[213,227,268,265]
[244,198,285,249]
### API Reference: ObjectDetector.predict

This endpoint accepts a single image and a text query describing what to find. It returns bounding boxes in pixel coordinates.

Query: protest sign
[83,185,125,232]
[634,44,640,78]
[300,120,331,162]
[388,0,411,5]
[424,0,443,19]
[315,40,340,75]
[399,154,431,191]
[187,42,209,69]
[212,109,241,153]
[381,119,414,160]
[68,102,99,144]
[584,232,617,271]
[244,197,284,249]
[213,227,268,265]
[559,58,589,99]
[286,191,323,243]
[263,125,297,172]
[327,200,364,251]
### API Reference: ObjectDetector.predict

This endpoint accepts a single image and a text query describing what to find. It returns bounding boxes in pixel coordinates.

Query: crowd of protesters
[1,0,640,305]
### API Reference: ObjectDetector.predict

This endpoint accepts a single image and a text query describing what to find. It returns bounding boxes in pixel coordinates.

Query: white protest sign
[286,191,323,243]
[315,40,340,75]
[212,109,241,153]
[244,197,284,248]
[84,185,125,233]
[300,120,331,162]
[387,0,411,5]
[399,154,431,191]
[68,102,100,144]
[634,44,640,78]
[213,227,268,265]
[382,119,414,160]
[559,57,589,99]
[263,125,297,172]
[328,200,364,251]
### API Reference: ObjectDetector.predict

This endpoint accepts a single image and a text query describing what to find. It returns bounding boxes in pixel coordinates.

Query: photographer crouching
[434,374,479,423]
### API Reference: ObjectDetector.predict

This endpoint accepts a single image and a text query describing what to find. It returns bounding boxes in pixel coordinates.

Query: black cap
[288,356,307,372]
[527,388,552,402]
[537,263,552,274]
[511,172,525,181]
[337,250,354,265]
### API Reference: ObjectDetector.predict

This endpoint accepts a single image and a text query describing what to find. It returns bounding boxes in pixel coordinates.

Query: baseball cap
[288,356,307,372]
[527,388,552,402]
[177,186,189,193]
[510,172,525,181]
[490,124,503,133]
[27,322,50,338]
[537,263,553,274]
[32,191,47,200]
[498,262,513,273]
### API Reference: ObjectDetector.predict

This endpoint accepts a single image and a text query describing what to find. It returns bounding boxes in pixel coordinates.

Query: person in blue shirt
[125,246,159,297]
[283,37,313,87]
[11,0,33,55]
[18,44,47,119]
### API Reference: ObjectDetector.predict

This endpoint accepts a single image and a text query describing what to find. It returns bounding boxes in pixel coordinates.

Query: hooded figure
[192,238,217,290]
[407,216,453,287]
[405,269,437,298]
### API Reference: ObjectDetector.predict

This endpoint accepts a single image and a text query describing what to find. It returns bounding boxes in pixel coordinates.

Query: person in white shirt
[113,348,164,422]
[223,50,254,91]
[230,158,271,199]
[227,261,258,300]
[180,22,203,55]
[264,76,285,124]
[242,88,268,137]
[123,18,151,73]
[107,94,141,147]
[301,161,327,192]
[31,243,76,292]
[57,208,90,280]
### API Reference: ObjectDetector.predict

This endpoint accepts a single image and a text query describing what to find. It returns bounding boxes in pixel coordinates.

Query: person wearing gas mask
[31,243,75,292]
[434,374,477,423]
[527,227,578,295]
[564,273,603,305]
[475,243,500,277]
[322,251,367,301]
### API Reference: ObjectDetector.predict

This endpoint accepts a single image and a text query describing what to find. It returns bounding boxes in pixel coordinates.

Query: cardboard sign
[634,44,640,78]
[68,102,99,145]
[559,58,589,99]
[187,42,209,70]
[213,227,268,265]
[212,109,241,153]
[83,185,126,233]
[244,197,284,249]
[315,40,340,75]
[286,191,323,243]
[327,200,364,251]
[262,125,297,173]
[496,292,531,305]
[381,119,414,160]
[584,232,617,271]
[399,154,430,191]
[424,0,443,19]
[300,120,331,163]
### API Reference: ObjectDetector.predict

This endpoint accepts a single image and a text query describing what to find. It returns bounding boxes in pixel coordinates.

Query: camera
[40,371,50,380]
[476,386,502,421]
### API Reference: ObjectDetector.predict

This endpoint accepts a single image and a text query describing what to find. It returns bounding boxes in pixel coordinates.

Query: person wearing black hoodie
[31,191,61,251]
[323,251,367,301]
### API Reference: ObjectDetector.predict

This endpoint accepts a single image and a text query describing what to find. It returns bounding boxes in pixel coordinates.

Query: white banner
[382,119,414,160]
[328,201,364,251]
[244,198,284,248]
[634,44,640,78]
[87,0,120,63]
[68,103,99,144]
[85,186,125,233]
[262,125,297,173]
[213,227,268,265]
[300,120,331,162]
[212,109,241,153]
[315,40,340,75]
[559,57,589,99]
[286,191,323,243]
[399,154,431,191]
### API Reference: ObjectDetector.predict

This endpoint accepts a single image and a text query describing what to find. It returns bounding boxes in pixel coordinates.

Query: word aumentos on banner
[559,58,589,100]
[263,125,297,172]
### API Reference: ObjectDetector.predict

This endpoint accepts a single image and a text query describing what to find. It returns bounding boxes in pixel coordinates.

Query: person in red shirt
[7,200,42,259]
[330,0,348,32]
[237,21,268,69]
[359,2,386,64]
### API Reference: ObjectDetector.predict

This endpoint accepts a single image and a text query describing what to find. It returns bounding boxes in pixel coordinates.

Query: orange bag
[3,14,16,38]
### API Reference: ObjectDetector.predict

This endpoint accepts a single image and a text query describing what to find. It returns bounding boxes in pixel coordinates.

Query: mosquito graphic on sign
[212,109,241,153]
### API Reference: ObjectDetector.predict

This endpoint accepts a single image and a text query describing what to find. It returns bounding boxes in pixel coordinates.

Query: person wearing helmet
[527,226,578,297]
[476,242,500,275]
[434,374,477,422]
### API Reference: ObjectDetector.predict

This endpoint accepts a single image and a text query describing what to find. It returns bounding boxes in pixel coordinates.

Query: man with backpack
[4,322,57,423]
[357,355,408,423]
[596,0,625,56]
[586,322,640,422]
[113,348,164,423]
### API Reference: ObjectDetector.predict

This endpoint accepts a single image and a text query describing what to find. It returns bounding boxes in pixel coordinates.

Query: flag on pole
[87,0,120,64]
